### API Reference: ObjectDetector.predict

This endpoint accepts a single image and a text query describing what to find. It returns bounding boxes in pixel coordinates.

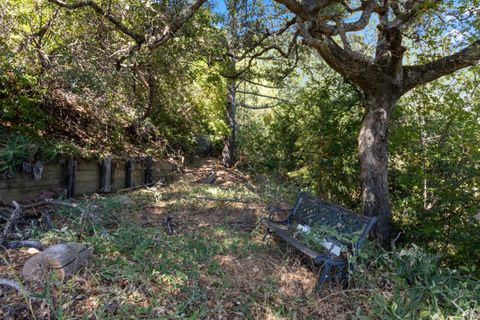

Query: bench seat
[262,192,377,291]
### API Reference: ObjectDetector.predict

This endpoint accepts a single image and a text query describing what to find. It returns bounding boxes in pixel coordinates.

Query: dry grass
[0,159,360,319]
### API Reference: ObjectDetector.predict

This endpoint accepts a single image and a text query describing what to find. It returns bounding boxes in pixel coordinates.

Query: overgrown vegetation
[238,61,480,269]
[1,0,480,318]
[0,130,81,176]
[354,244,480,319]
[0,0,228,164]
[1,163,478,319]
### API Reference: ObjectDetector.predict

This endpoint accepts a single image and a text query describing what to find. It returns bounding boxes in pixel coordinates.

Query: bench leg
[339,263,349,289]
[315,261,332,292]
[262,227,270,241]
[332,263,349,289]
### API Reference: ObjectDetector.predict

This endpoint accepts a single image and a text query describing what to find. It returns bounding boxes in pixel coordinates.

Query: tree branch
[402,40,480,93]
[298,21,375,90]
[147,0,207,49]
[48,0,207,54]
[386,0,439,29]
[273,0,309,20]
[48,0,145,44]
[236,90,289,103]
[241,78,285,89]
[238,102,281,110]
[233,18,296,61]
[0,278,43,300]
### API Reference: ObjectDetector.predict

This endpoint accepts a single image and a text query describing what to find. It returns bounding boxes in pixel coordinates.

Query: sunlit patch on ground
[1,159,358,319]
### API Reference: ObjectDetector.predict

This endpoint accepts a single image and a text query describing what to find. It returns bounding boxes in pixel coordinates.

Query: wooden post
[126,159,134,188]
[65,158,76,198]
[144,156,153,185]
[100,157,112,192]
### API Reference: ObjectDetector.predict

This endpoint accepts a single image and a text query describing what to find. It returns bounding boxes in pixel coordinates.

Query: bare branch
[238,102,281,110]
[221,31,298,81]
[236,90,289,103]
[48,0,145,44]
[233,18,296,61]
[241,78,285,89]
[0,278,43,300]
[148,0,207,49]
[298,21,375,90]
[1,201,21,245]
[402,40,480,93]
[48,0,207,56]
[4,240,45,251]
[335,0,379,34]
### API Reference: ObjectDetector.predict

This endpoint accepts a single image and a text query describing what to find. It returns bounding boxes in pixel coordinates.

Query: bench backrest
[289,192,377,253]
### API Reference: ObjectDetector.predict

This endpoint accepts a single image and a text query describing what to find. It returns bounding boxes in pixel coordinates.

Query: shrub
[355,244,480,319]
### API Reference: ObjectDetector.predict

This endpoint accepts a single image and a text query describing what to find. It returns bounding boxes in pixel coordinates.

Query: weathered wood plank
[0,158,174,202]
[65,158,76,198]
[75,180,101,195]
[144,157,153,184]
[126,159,134,188]
[0,176,64,189]
[0,164,64,189]
[0,186,64,204]
[111,163,126,191]
[100,158,112,192]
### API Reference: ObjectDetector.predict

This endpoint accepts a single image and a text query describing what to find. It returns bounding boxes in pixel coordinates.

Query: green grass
[2,166,479,319]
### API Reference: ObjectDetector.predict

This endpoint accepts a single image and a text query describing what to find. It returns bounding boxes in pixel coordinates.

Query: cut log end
[22,242,92,283]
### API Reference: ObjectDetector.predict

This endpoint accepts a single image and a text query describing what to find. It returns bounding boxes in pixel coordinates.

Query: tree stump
[22,242,92,283]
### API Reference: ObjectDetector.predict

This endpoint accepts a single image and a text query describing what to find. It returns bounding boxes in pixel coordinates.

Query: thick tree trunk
[221,0,238,168]
[221,79,237,167]
[358,93,396,246]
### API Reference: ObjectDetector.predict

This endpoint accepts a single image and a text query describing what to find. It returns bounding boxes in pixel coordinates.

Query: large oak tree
[273,0,480,244]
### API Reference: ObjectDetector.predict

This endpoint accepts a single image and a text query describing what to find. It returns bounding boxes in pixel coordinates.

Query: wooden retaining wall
[0,157,176,204]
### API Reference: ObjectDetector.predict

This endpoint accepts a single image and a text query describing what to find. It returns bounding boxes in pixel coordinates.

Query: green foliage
[0,63,48,133]
[12,170,479,319]
[28,186,277,318]
[238,57,480,269]
[390,69,480,267]
[355,245,480,319]
[298,223,362,254]
[0,130,81,175]
[1,3,479,315]
[0,0,227,159]
[239,63,362,208]
[0,133,37,174]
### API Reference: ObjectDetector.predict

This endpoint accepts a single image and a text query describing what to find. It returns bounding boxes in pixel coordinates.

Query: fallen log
[1,201,21,245]
[0,278,43,300]
[22,242,92,283]
[187,195,252,204]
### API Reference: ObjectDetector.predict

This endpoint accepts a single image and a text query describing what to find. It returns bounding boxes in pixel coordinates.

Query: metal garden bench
[261,192,377,291]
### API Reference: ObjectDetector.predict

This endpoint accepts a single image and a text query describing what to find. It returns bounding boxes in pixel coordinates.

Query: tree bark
[23,242,92,283]
[221,78,237,167]
[221,0,238,168]
[358,93,396,246]
[141,59,157,121]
